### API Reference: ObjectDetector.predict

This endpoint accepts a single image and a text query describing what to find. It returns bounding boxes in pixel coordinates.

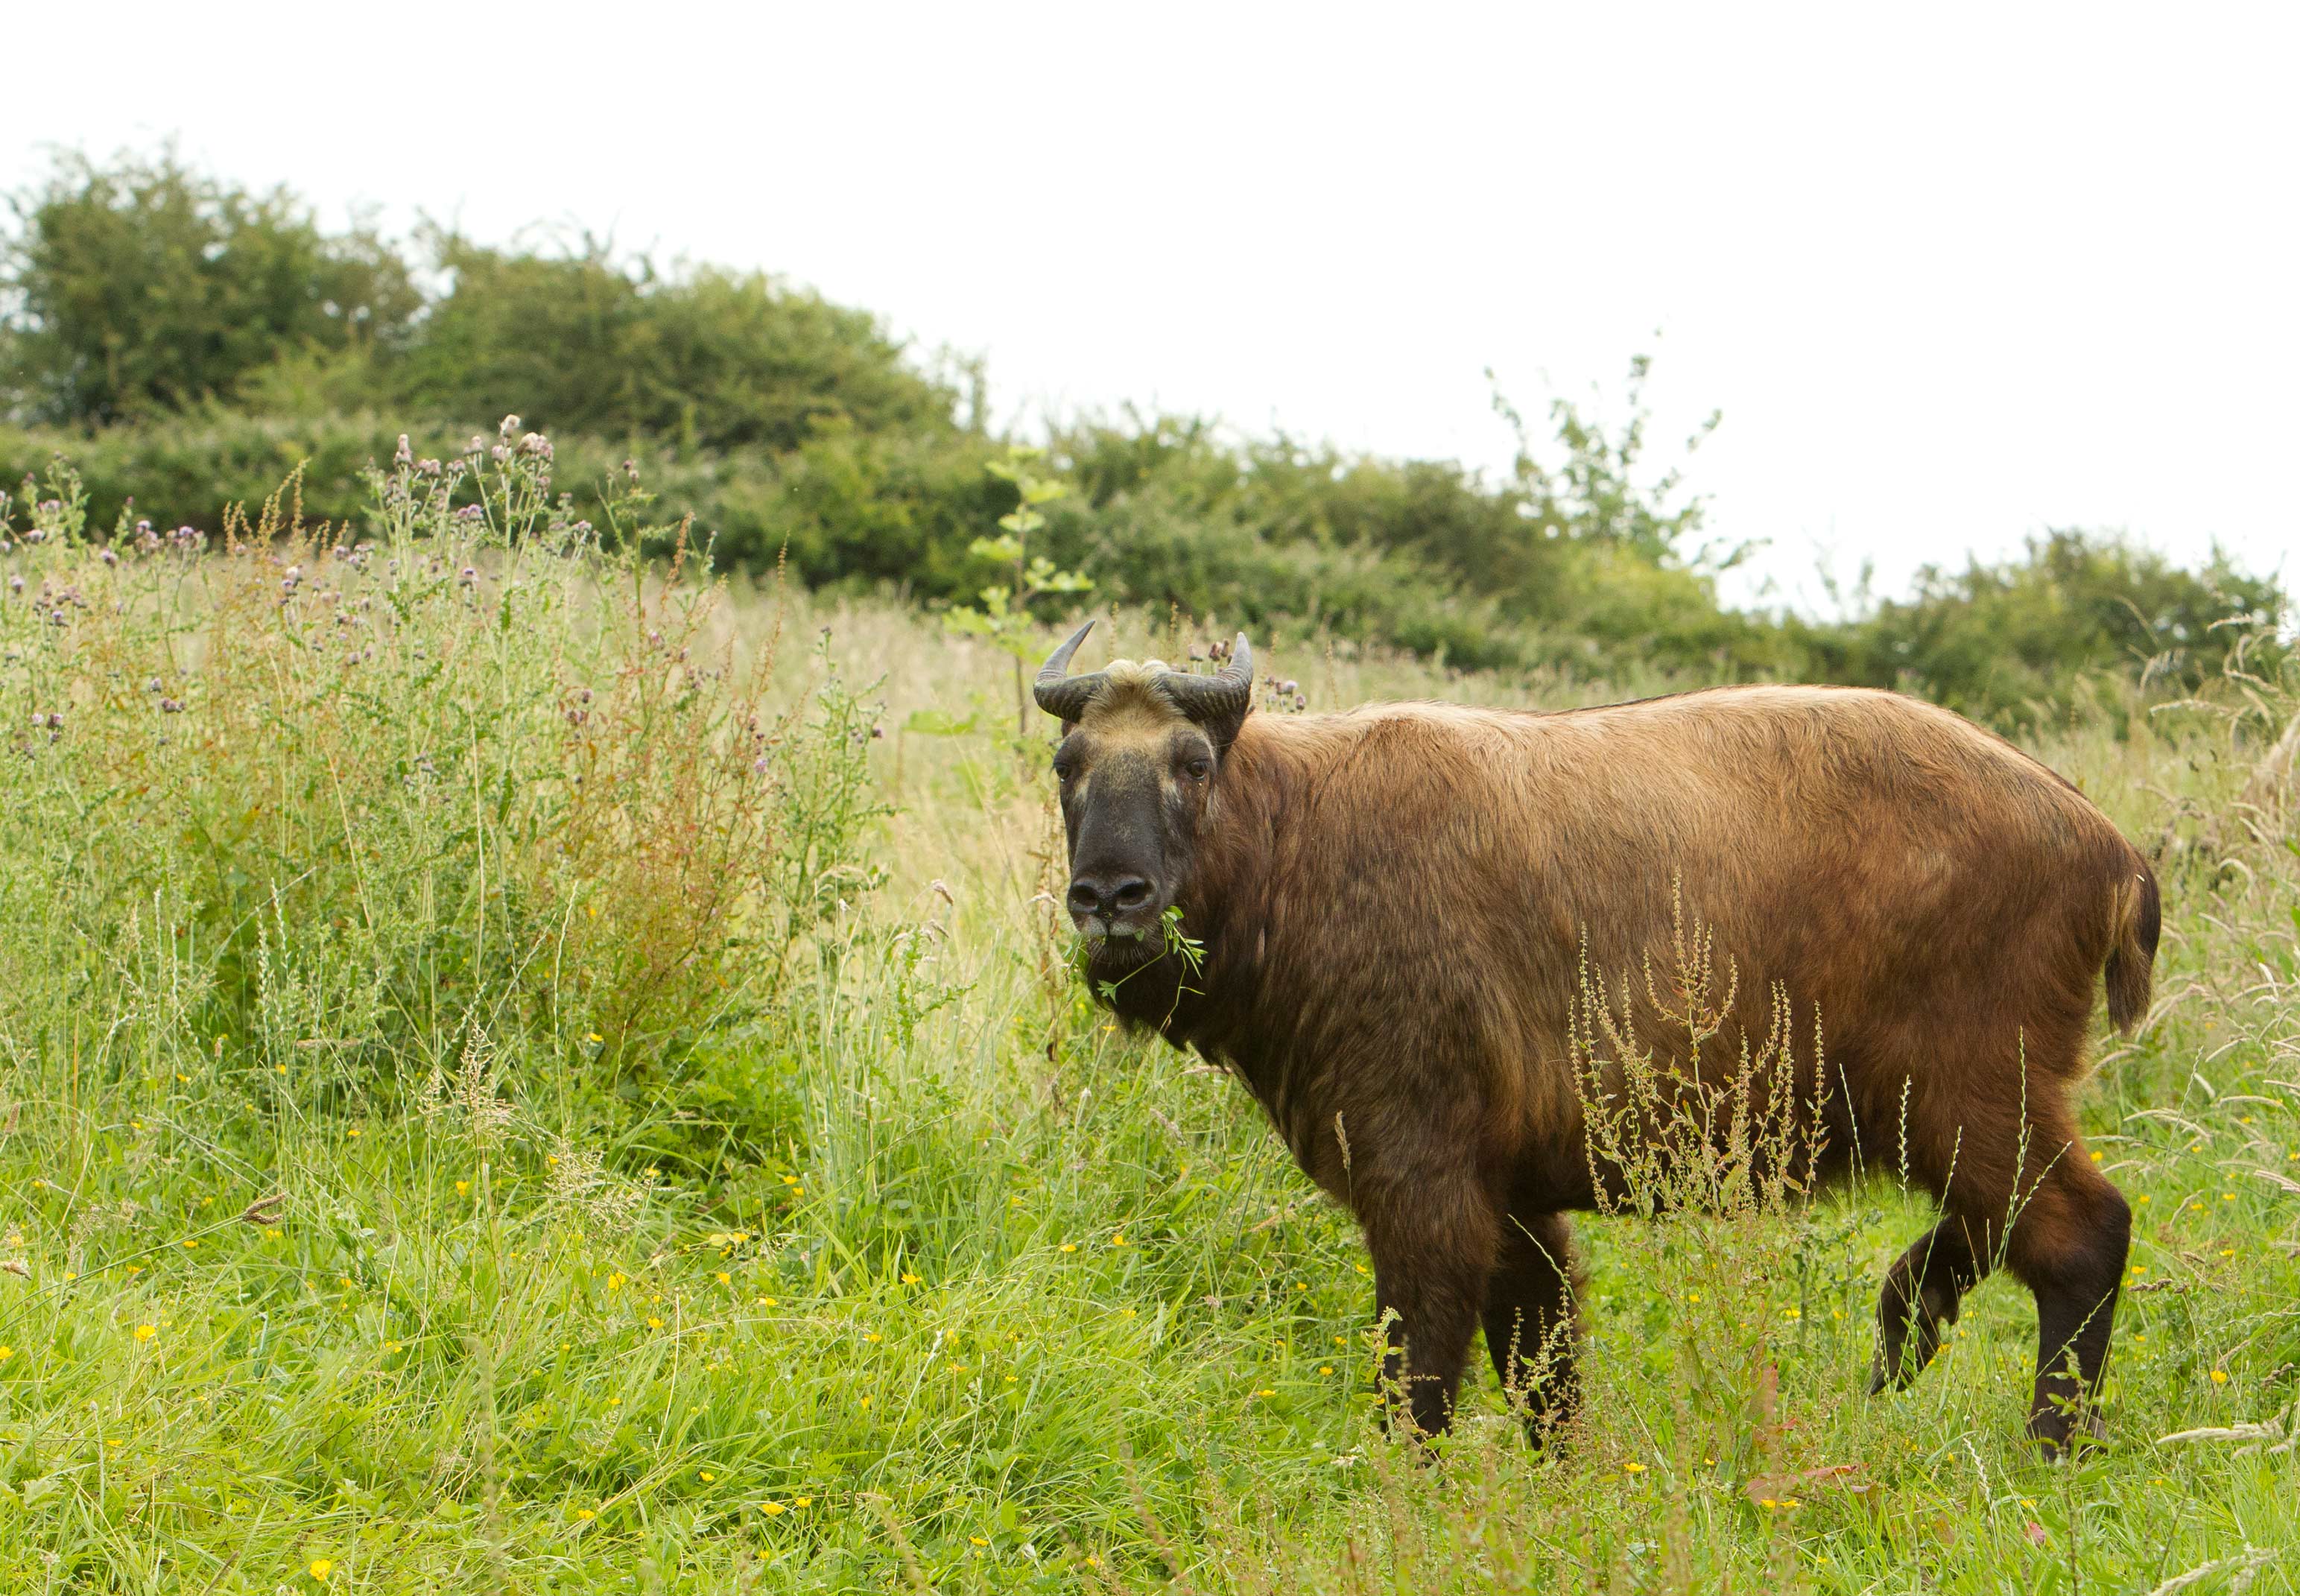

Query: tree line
[2,148,2283,723]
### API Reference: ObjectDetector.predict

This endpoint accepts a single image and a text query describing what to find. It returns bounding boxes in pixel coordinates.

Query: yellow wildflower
[133,1324,156,1342]
[308,1559,332,1580]
[759,1501,787,1516]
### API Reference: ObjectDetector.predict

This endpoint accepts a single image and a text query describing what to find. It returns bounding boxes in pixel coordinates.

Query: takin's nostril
[1067,880,1104,915]
[1111,878,1153,911]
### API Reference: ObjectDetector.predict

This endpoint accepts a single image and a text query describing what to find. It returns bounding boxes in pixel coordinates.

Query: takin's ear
[1200,695,1252,759]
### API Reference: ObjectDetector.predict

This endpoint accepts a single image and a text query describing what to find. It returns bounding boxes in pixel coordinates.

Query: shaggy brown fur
[1048,662,2155,1452]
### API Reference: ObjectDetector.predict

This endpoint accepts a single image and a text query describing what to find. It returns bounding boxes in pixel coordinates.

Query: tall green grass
[0,438,2293,1592]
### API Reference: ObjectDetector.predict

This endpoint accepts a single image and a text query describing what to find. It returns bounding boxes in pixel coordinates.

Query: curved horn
[1033,619,1105,722]
[1157,633,1252,725]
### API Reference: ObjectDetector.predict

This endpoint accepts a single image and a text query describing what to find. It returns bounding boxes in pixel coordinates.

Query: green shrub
[393,235,963,452]
[1796,531,2289,726]
[0,148,418,424]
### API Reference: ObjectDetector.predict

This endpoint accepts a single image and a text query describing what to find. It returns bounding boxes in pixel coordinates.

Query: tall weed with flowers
[0,417,881,1125]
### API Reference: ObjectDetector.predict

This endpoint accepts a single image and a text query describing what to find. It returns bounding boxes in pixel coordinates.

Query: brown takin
[1034,621,2156,1453]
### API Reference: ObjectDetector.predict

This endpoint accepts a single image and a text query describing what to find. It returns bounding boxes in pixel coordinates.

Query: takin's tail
[2105,859,2161,1034]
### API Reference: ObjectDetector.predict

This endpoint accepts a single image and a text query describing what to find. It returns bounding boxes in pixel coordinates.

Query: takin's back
[1246,683,2154,1115]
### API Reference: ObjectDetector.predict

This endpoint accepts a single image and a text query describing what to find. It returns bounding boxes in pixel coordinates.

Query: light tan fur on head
[1071,659,1197,743]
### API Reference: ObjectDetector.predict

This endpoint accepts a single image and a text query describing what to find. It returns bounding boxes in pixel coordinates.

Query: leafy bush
[393,234,963,451]
[2,148,958,455]
[0,148,418,424]
[1798,531,2289,726]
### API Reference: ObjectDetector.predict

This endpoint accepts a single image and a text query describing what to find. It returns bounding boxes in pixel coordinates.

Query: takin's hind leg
[1869,1217,1988,1393]
[2002,1142,2130,1454]
[1866,1093,2130,1452]
[1482,1211,1584,1443]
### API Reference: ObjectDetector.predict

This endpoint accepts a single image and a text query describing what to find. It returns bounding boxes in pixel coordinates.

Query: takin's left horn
[1158,633,1252,724]
[1033,620,1106,722]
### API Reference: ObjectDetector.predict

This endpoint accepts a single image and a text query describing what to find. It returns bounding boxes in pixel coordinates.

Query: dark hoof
[2029,1405,2108,1459]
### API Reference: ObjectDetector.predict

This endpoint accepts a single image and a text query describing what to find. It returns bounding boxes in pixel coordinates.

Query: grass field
[0,443,2294,1593]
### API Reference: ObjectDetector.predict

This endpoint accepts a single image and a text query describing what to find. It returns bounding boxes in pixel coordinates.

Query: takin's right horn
[1156,632,1252,726]
[1033,620,1106,722]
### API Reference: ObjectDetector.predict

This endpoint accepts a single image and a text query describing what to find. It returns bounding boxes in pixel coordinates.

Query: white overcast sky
[10,2,2296,611]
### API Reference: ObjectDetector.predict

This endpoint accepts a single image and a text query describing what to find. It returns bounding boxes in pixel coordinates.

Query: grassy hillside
[0,442,2294,1592]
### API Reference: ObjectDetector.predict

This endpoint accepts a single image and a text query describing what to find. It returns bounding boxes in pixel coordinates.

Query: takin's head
[1034,621,1252,967]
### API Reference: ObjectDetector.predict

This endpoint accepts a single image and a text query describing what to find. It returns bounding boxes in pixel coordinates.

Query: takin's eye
[1179,755,1212,783]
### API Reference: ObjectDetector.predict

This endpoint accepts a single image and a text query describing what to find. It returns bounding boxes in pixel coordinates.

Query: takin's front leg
[1357,1161,1502,1440]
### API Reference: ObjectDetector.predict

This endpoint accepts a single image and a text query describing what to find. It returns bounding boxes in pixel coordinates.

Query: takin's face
[1033,624,1254,974]
[1052,671,1223,966]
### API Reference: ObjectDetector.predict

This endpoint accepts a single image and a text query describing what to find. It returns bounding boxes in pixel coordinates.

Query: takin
[1033,622,2156,1453]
